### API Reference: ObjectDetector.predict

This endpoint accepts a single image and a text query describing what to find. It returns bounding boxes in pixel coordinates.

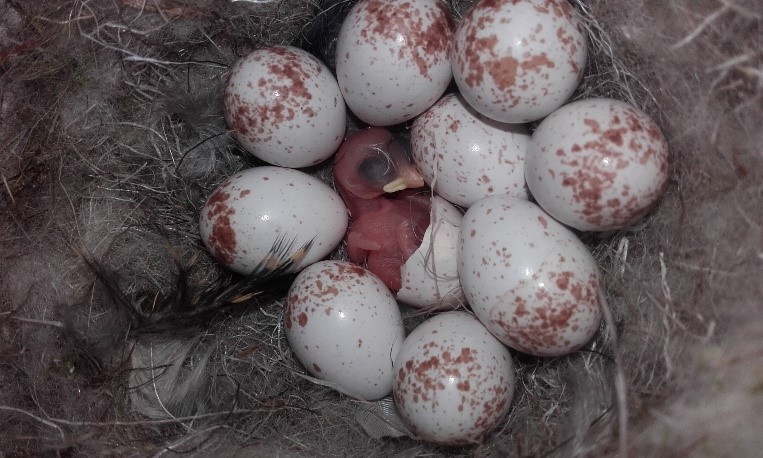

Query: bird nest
[1,0,760,456]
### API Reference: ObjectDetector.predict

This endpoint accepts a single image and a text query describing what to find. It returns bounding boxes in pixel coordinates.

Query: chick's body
[333,128,430,291]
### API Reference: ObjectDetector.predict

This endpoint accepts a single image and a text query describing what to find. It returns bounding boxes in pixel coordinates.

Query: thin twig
[2,174,15,205]
[39,408,276,427]
[672,3,730,50]
[7,316,65,328]
[0,406,66,439]
[598,290,628,457]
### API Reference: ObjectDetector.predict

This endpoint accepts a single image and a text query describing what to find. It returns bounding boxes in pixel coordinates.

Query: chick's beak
[382,166,425,193]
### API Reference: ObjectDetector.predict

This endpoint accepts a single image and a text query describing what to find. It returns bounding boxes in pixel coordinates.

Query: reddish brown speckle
[205,189,230,218]
[204,188,237,266]
[584,118,600,132]
[603,128,625,146]
[555,271,572,290]
[207,218,236,266]
[416,356,440,374]
[314,284,339,299]
[357,0,453,78]
[284,301,294,330]
[491,269,601,356]
[520,53,555,72]
[224,47,323,145]
[459,24,498,88]
[486,55,518,91]
[515,297,529,317]
[298,312,308,327]
[537,307,574,329]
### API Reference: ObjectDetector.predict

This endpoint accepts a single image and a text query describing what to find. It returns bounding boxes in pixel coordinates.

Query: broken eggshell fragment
[458,195,602,357]
[397,196,465,310]
[199,166,348,275]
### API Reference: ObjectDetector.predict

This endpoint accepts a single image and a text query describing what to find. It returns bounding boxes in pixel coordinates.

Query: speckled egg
[199,167,348,275]
[336,0,454,126]
[411,93,530,207]
[223,46,346,168]
[458,196,602,357]
[452,0,587,123]
[393,311,515,444]
[285,260,405,400]
[525,97,670,231]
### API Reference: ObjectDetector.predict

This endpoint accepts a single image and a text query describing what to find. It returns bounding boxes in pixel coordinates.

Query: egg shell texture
[458,196,602,357]
[223,46,346,168]
[199,167,348,275]
[284,260,405,400]
[411,93,530,207]
[525,97,670,231]
[393,311,515,444]
[398,196,465,309]
[336,0,454,126]
[452,0,587,123]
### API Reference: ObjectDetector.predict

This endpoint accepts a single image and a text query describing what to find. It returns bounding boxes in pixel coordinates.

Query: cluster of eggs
[198,0,669,445]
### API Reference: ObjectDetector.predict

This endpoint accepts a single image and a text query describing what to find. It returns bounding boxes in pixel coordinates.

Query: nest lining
[1,0,761,456]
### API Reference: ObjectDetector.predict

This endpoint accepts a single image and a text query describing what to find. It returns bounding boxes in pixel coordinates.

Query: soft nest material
[0,0,760,456]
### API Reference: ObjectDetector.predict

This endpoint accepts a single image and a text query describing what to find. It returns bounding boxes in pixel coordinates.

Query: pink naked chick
[333,127,431,291]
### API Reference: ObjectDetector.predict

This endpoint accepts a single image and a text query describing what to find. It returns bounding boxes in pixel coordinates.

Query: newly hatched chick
[333,127,431,291]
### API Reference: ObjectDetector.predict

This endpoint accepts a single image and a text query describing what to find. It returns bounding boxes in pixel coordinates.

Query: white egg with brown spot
[397,196,465,310]
[284,260,405,400]
[336,0,454,126]
[525,97,670,231]
[411,93,530,207]
[199,167,348,275]
[223,46,346,168]
[393,311,515,444]
[458,196,602,357]
[452,0,587,123]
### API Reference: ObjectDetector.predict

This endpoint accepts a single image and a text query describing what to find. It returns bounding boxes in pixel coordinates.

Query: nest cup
[0,0,760,456]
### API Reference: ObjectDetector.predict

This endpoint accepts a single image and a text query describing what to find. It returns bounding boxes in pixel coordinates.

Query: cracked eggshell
[199,167,348,275]
[525,98,670,231]
[411,93,530,207]
[336,0,454,126]
[284,260,405,400]
[224,46,346,168]
[398,196,465,310]
[452,0,587,123]
[458,195,602,357]
[393,311,515,444]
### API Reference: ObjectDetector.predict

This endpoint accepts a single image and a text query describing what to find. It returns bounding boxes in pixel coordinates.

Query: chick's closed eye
[357,147,396,188]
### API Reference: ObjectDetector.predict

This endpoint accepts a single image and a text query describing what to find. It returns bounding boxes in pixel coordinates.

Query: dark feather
[75,235,312,336]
